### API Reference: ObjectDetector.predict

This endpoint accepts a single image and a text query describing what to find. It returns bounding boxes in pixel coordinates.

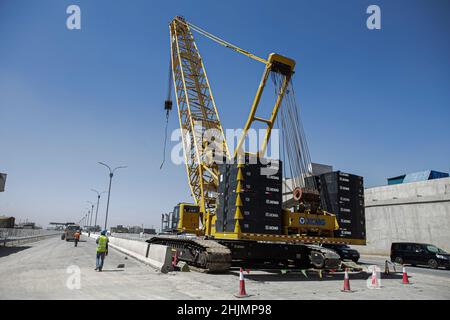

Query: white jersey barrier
[84,232,173,273]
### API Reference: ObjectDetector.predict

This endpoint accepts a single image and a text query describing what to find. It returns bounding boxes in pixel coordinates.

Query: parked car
[390,242,450,269]
[322,244,360,262]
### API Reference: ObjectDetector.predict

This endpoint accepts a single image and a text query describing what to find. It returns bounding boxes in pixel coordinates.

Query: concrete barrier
[84,232,173,273]
[146,244,173,273]
[109,237,149,257]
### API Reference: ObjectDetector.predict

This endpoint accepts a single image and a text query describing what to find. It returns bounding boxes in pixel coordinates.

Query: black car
[322,244,360,262]
[390,242,450,269]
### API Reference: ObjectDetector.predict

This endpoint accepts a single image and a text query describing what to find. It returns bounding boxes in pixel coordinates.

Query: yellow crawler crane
[150,16,365,272]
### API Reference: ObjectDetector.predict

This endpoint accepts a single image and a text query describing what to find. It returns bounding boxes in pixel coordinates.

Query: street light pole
[91,189,107,233]
[98,162,127,231]
[105,172,113,230]
[87,201,95,231]
[83,207,90,230]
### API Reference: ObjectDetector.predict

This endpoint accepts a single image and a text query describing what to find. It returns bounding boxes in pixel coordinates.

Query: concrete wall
[353,177,450,255]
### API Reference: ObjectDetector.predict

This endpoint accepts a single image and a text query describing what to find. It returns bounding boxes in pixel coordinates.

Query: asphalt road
[1,236,450,299]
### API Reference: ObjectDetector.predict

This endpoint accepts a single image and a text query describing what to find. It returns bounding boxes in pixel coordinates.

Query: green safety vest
[97,235,108,253]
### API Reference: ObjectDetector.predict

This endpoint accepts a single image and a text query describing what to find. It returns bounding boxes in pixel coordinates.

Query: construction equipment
[149,16,366,272]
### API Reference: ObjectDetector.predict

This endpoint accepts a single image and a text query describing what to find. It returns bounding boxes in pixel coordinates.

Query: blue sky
[1,0,449,228]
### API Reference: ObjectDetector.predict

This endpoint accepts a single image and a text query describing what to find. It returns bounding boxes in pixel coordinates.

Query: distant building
[387,170,449,185]
[110,225,128,233]
[0,216,15,228]
[19,222,36,229]
[309,163,333,176]
[128,226,144,234]
[144,228,156,234]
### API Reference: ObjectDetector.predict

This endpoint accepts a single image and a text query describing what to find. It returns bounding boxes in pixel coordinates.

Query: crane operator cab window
[171,205,180,230]
[172,203,200,234]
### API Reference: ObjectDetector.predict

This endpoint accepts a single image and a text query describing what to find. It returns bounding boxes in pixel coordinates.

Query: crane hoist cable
[174,17,268,65]
[160,58,173,170]
[273,72,317,192]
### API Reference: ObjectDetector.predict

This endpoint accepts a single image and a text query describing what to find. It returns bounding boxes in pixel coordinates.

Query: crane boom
[169,17,229,231]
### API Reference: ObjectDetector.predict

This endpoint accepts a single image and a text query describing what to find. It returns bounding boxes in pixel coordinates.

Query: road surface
[1,236,449,299]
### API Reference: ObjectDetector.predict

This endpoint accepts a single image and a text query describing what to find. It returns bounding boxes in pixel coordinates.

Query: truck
[61,224,81,241]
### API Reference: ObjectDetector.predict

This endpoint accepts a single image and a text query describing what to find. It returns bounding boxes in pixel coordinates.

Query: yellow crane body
[150,16,365,273]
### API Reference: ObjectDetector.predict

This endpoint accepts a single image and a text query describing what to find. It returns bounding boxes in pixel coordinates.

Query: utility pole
[91,189,106,233]
[98,162,127,230]
[87,201,95,232]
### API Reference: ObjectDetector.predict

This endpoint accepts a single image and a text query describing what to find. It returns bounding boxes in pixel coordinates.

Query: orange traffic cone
[402,265,410,284]
[371,268,378,286]
[341,268,352,292]
[234,267,250,298]
[172,251,178,268]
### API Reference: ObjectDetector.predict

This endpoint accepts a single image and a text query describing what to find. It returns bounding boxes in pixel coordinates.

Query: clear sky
[1,0,449,229]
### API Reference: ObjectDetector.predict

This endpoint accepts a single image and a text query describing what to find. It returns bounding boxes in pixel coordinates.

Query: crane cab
[173,203,200,234]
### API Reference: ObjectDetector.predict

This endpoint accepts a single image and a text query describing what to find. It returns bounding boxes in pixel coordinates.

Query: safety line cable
[160,58,173,170]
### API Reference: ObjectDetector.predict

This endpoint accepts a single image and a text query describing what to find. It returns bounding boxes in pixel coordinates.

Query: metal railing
[0,228,61,246]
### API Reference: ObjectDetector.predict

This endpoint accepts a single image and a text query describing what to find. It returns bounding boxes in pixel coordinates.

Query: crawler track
[148,236,341,272]
[147,236,231,272]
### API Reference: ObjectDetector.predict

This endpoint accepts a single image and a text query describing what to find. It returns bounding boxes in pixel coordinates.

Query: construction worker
[74,230,81,247]
[95,230,109,272]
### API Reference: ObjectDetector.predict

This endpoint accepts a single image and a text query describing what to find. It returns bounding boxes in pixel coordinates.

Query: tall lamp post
[83,208,90,230]
[98,162,127,230]
[82,213,87,229]
[87,201,95,232]
[91,189,107,233]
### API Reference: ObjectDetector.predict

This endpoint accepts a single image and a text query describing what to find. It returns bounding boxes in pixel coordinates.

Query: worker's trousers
[96,252,106,270]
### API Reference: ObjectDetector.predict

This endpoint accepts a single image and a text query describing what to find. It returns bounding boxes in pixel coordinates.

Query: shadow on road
[405,265,450,272]
[98,269,125,272]
[0,246,31,258]
[231,270,404,282]
[360,260,450,273]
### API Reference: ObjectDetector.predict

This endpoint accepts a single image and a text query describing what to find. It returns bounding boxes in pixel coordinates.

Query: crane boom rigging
[173,17,268,64]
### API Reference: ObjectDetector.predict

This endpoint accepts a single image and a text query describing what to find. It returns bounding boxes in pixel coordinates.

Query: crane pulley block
[268,53,296,76]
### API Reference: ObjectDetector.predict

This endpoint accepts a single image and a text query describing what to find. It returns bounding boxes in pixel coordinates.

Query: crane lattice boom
[169,17,229,224]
